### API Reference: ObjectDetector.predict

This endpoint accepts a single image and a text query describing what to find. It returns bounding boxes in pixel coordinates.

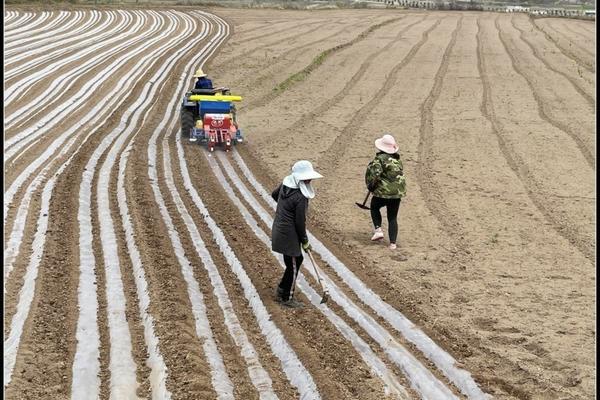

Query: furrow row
[496,16,594,169]
[476,16,594,262]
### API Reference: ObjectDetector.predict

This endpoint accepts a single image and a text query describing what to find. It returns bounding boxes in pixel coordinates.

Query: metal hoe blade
[355,202,370,210]
[355,191,371,210]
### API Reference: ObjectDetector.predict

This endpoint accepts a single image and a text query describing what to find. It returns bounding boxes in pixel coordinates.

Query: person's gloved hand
[301,240,312,252]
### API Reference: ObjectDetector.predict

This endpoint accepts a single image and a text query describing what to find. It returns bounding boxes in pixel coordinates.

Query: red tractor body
[203,113,235,152]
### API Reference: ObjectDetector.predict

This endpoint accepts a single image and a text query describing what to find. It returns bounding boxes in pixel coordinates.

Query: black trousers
[279,254,303,301]
[370,197,401,243]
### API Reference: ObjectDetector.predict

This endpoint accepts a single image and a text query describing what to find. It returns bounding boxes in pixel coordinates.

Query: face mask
[298,180,315,199]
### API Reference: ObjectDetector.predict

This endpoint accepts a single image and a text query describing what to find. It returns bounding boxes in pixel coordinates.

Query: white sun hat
[375,133,399,154]
[291,160,323,181]
[282,160,323,199]
[193,68,207,78]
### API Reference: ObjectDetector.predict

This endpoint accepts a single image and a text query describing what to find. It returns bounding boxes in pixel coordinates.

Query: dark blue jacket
[195,77,213,89]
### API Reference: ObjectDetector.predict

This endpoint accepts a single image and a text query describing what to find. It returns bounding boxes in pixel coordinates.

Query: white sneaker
[371,227,384,241]
[389,243,397,250]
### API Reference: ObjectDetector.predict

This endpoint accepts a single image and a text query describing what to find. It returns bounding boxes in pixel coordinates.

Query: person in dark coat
[193,68,214,90]
[271,160,323,308]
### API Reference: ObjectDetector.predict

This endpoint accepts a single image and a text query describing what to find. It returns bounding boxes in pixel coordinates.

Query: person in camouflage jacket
[365,134,406,250]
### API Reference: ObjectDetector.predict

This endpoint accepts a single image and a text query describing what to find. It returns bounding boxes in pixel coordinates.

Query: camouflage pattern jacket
[365,152,406,199]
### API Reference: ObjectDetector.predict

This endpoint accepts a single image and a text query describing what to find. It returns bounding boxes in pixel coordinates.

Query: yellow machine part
[189,94,243,102]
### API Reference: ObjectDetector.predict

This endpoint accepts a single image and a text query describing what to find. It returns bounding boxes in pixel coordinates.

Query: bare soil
[4,5,595,400]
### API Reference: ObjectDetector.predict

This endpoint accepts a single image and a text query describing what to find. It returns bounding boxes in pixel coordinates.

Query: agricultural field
[3,4,595,400]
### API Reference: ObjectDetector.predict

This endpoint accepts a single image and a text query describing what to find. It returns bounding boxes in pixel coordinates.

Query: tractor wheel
[180,107,194,137]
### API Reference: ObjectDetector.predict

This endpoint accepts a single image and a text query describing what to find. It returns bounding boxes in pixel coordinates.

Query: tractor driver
[193,68,214,90]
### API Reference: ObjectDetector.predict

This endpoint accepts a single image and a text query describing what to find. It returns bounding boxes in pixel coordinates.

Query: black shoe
[275,287,286,303]
[281,298,304,309]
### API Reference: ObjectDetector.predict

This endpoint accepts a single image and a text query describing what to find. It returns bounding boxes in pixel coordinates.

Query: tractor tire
[180,107,194,137]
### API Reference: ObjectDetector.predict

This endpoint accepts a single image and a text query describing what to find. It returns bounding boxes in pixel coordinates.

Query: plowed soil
[4,5,595,400]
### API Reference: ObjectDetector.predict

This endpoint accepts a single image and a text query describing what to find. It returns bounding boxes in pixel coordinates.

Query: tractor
[180,87,244,152]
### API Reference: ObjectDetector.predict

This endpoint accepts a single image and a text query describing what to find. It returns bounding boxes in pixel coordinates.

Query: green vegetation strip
[273,17,404,93]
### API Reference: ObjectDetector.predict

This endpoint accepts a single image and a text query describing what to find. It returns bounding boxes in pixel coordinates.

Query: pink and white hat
[375,134,399,154]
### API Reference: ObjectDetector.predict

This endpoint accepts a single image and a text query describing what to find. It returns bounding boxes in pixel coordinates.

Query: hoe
[355,191,371,210]
[306,250,329,304]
